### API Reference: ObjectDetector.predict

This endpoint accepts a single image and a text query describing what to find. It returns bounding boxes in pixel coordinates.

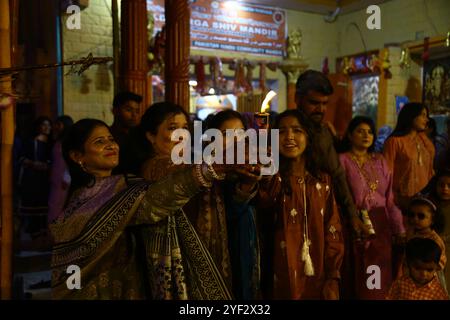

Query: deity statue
[431,65,445,98]
[287,29,302,59]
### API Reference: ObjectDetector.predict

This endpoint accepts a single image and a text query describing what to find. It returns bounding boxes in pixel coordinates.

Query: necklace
[415,136,423,166]
[350,152,368,167]
[350,152,379,200]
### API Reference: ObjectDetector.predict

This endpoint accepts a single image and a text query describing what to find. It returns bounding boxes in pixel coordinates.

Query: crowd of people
[14,70,450,300]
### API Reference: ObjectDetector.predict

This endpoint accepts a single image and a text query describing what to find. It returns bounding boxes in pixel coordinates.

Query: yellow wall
[334,0,450,59]
[62,0,116,124]
[332,0,449,127]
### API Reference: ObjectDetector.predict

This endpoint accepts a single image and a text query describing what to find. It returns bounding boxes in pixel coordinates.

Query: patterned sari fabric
[142,156,233,292]
[141,156,260,299]
[50,170,232,300]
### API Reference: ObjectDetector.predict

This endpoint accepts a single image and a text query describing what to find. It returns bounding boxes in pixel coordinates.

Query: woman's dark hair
[62,118,110,197]
[113,91,143,109]
[33,116,52,137]
[56,115,74,140]
[134,102,190,166]
[408,196,444,233]
[273,109,322,195]
[203,109,248,154]
[339,116,377,153]
[427,117,437,139]
[389,103,428,138]
[405,238,441,266]
[206,109,248,130]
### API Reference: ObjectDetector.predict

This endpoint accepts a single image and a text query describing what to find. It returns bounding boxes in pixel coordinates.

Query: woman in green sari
[50,118,240,300]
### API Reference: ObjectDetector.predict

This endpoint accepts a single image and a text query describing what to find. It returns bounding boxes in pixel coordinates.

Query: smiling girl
[257,109,344,300]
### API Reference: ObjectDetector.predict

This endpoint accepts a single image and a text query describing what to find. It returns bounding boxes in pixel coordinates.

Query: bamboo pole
[0,54,113,76]
[112,0,120,95]
[0,0,14,300]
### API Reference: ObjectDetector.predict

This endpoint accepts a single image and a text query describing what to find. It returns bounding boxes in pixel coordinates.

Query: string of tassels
[301,179,314,276]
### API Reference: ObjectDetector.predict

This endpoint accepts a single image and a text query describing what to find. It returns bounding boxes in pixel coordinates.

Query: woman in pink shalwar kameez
[339,116,406,299]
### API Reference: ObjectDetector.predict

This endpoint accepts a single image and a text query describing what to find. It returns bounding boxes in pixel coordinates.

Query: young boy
[387,238,448,300]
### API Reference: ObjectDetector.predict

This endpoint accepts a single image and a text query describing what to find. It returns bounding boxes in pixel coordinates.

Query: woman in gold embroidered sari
[138,105,261,299]
[50,119,234,300]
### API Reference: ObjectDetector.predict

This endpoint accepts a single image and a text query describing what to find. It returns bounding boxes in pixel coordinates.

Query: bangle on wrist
[207,164,226,180]
[194,164,212,188]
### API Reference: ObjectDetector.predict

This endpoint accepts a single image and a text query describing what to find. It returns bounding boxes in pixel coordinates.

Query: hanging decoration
[342,57,353,75]
[0,93,14,111]
[244,60,256,92]
[380,49,392,79]
[422,37,430,62]
[0,53,113,78]
[194,57,206,95]
[322,57,329,75]
[446,31,450,47]
[229,59,246,94]
[339,50,391,78]
[148,26,166,74]
[259,62,267,93]
[189,56,280,96]
[399,47,411,69]
[361,55,370,73]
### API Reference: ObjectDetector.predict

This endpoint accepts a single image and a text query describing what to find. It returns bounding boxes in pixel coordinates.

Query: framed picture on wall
[423,57,450,115]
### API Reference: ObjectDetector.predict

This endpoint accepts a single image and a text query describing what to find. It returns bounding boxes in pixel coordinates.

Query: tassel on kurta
[301,239,315,276]
[300,178,315,276]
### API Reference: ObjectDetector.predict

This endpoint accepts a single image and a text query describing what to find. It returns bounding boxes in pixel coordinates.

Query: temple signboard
[148,0,287,57]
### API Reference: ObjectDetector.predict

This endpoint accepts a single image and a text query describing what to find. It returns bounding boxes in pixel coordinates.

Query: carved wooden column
[120,0,150,114]
[279,60,308,110]
[164,0,190,110]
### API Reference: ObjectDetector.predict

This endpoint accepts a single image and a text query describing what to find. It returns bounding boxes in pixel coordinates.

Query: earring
[78,161,86,171]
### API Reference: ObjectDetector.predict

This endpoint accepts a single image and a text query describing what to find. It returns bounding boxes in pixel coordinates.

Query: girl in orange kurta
[383,103,435,211]
[257,110,344,300]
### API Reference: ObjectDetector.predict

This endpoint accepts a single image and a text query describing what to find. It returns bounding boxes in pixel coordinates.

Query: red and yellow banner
[148,0,287,57]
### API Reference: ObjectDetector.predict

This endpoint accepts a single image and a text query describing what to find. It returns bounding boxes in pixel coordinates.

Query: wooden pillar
[112,0,120,96]
[286,82,297,110]
[0,0,15,300]
[120,0,150,114]
[164,0,190,111]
